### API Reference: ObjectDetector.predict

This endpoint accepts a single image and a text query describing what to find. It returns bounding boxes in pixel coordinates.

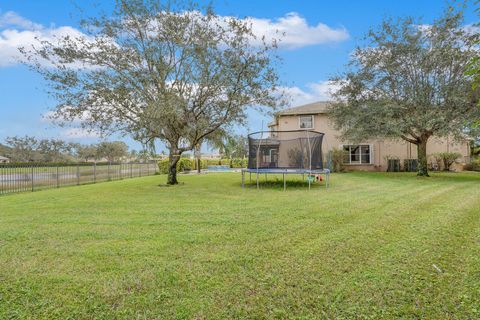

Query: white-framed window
[342,145,372,164]
[299,115,314,129]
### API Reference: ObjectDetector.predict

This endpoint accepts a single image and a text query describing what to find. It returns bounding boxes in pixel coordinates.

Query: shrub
[177,158,193,172]
[230,158,247,168]
[464,158,480,171]
[158,159,169,174]
[329,148,347,172]
[220,158,231,166]
[430,154,443,171]
[158,158,194,174]
[432,152,462,171]
[205,159,221,166]
[192,158,207,171]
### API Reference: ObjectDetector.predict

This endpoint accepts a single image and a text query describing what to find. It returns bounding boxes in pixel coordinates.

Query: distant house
[0,156,9,163]
[268,101,471,171]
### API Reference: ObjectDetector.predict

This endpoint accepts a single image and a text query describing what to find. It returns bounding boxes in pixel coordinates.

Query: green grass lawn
[0,172,479,319]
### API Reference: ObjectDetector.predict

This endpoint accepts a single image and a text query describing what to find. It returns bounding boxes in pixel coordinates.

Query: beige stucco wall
[270,113,470,171]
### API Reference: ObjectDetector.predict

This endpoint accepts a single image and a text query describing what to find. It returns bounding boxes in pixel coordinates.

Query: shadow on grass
[157,182,186,187]
[348,171,480,183]
[242,178,326,190]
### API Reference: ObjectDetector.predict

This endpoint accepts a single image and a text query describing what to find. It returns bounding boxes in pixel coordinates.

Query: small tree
[97,141,129,162]
[4,136,40,162]
[76,144,99,162]
[328,8,480,177]
[21,0,281,184]
[433,152,462,171]
[37,138,71,162]
[329,148,347,173]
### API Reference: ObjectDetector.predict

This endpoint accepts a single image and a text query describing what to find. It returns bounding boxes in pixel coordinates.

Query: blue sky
[0,0,477,151]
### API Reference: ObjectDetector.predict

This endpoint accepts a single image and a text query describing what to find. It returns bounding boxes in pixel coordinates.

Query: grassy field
[0,172,479,319]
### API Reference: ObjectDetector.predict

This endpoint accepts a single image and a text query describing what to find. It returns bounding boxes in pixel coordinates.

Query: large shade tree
[22,0,280,184]
[328,8,480,176]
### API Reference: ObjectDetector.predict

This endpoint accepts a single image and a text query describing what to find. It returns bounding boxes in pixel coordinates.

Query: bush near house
[432,152,462,171]
[328,148,347,172]
[464,158,480,171]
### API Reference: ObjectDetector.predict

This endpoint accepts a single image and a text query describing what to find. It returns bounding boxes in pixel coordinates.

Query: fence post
[93,163,96,183]
[56,165,60,188]
[130,163,133,178]
[31,164,34,192]
[77,164,80,185]
[108,162,111,181]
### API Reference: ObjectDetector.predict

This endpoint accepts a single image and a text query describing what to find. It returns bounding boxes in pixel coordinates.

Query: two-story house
[268,101,471,171]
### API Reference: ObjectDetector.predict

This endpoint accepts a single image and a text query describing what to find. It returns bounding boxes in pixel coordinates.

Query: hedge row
[157,158,248,174]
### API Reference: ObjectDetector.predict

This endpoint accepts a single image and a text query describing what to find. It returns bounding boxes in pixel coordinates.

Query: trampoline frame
[241,168,330,191]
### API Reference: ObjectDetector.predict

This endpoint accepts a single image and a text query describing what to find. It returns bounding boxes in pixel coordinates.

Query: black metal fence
[0,162,158,195]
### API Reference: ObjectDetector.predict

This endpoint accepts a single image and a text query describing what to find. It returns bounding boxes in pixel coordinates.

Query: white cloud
[41,109,94,124]
[0,11,92,67]
[246,12,349,49]
[0,11,349,68]
[280,80,340,106]
[0,11,43,30]
[62,128,100,139]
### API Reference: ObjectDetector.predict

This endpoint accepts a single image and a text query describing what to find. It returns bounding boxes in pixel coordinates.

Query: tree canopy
[328,8,480,176]
[21,0,281,184]
[97,141,129,162]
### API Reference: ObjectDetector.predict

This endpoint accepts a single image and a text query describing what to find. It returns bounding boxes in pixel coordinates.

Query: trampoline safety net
[247,130,324,170]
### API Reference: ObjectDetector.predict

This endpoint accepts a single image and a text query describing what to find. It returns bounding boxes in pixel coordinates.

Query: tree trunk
[417,139,429,177]
[443,159,450,171]
[195,144,201,174]
[167,149,181,185]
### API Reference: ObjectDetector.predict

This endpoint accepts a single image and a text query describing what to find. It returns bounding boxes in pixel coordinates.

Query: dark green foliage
[158,158,194,174]
[464,158,480,171]
[159,157,247,172]
[177,158,193,172]
[329,148,347,173]
[230,158,248,168]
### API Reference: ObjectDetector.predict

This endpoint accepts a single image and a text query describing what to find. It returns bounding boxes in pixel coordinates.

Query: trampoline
[241,130,330,190]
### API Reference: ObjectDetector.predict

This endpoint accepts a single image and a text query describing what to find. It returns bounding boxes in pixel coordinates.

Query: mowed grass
[0,172,479,319]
